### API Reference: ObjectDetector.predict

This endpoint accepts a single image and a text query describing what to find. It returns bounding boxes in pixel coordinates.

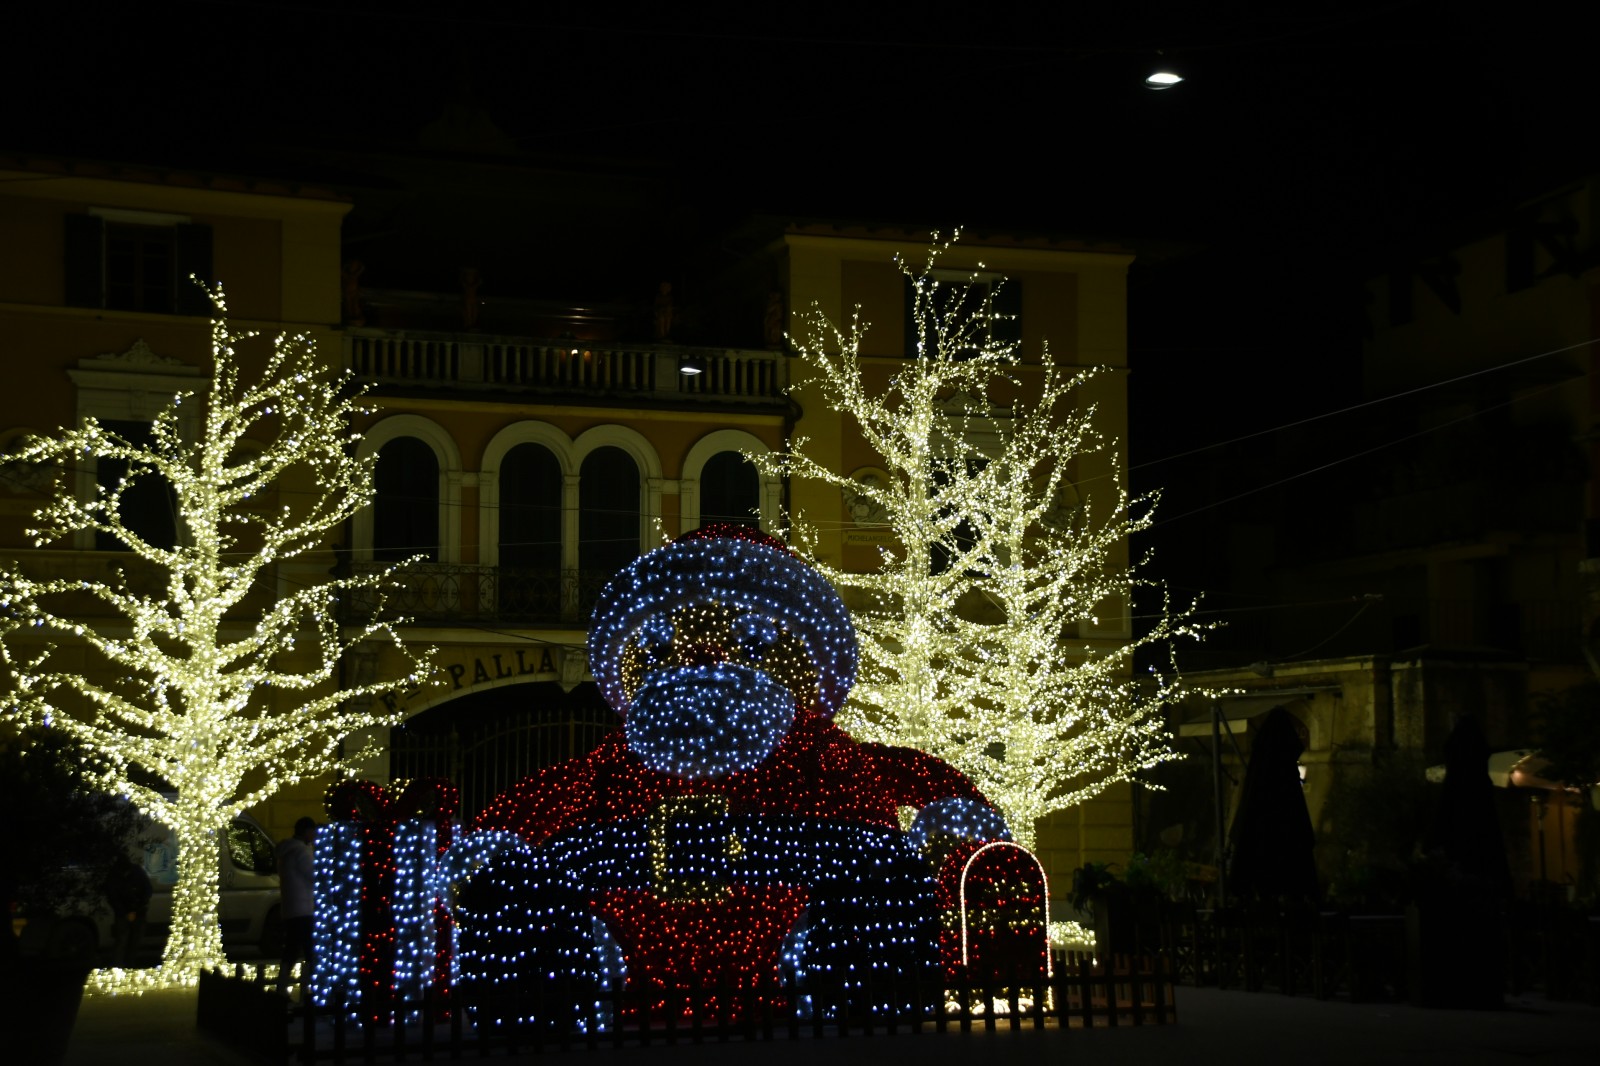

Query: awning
[1177,687,1339,737]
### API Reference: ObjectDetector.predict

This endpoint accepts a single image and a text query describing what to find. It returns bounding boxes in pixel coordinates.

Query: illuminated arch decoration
[939,841,1052,983]
[432,527,1016,1027]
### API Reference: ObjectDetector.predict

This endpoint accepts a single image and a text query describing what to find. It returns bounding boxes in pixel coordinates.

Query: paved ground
[64,984,1598,1066]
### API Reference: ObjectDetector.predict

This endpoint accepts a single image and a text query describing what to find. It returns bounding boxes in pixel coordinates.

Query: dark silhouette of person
[275,816,317,997]
[1227,706,1319,903]
[104,853,152,967]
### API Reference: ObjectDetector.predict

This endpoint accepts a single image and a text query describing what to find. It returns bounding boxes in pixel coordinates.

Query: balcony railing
[347,563,620,626]
[344,329,787,406]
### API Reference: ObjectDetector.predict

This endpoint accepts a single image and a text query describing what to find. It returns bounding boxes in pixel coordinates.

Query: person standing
[104,853,151,967]
[275,816,317,997]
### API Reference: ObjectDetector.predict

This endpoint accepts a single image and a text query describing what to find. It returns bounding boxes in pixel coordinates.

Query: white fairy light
[751,236,1211,848]
[0,286,437,989]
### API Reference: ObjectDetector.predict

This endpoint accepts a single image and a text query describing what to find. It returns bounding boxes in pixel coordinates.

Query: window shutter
[63,213,105,307]
[992,278,1023,345]
[173,223,214,316]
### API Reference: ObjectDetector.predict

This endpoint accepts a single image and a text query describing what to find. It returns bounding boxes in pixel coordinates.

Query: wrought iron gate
[389,690,616,822]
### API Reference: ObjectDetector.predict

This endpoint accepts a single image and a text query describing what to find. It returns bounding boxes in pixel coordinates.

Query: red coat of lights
[475,706,985,845]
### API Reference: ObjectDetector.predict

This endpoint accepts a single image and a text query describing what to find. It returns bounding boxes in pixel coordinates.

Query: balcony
[347,563,617,627]
[343,329,787,408]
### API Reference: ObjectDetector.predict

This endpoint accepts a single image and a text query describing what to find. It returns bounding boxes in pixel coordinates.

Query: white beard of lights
[624,663,796,778]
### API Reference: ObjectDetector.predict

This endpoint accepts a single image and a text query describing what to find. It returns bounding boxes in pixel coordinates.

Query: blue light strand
[311,821,368,1016]
[589,537,858,719]
[391,819,450,1014]
[906,796,1012,853]
[624,663,795,778]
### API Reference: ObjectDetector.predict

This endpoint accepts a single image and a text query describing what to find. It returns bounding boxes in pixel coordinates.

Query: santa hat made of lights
[587,524,857,718]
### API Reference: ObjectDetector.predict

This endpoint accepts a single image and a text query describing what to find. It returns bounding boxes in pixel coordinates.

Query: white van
[22,812,282,963]
[137,814,283,955]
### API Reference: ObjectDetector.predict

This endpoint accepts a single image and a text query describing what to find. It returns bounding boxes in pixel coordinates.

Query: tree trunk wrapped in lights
[752,238,1208,849]
[0,288,436,987]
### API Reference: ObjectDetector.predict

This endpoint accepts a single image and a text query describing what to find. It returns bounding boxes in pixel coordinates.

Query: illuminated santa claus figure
[458,525,1011,1026]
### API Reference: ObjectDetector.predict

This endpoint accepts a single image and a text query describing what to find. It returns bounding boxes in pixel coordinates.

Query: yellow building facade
[0,158,350,846]
[1,159,1144,914]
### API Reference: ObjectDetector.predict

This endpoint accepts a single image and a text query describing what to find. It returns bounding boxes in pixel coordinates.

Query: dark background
[7,0,1597,667]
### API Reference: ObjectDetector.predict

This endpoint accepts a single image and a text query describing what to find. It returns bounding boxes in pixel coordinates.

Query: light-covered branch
[0,289,437,985]
[752,238,1209,848]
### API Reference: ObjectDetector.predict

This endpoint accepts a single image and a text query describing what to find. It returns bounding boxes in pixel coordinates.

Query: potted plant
[1071,853,1184,960]
[0,727,144,1063]
[1069,861,1132,958]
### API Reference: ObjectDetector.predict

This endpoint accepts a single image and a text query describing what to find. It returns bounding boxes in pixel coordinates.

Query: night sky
[11,4,1583,239]
[7,1,1596,650]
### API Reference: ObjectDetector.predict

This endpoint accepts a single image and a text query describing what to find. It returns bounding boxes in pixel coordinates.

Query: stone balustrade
[344,329,787,406]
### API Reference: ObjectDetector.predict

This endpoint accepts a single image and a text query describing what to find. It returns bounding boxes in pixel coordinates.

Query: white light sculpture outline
[957,840,1052,976]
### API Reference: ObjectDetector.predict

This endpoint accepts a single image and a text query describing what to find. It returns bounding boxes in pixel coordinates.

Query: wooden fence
[198,953,1176,1063]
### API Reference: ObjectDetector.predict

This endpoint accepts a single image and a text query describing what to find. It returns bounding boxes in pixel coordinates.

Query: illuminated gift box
[311,778,458,1020]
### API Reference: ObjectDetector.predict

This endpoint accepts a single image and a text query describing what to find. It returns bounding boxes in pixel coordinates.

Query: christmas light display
[1048,919,1095,952]
[313,816,367,1012]
[749,237,1210,847]
[938,841,1050,982]
[907,796,1011,855]
[313,778,457,1021]
[454,526,1025,1026]
[0,289,437,987]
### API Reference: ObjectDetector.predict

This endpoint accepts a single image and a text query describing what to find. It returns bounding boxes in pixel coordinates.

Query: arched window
[498,442,564,620]
[579,446,640,606]
[699,451,760,528]
[499,443,563,569]
[373,437,438,562]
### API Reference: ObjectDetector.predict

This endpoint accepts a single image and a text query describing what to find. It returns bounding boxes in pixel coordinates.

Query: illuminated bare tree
[0,290,435,985]
[754,241,1205,847]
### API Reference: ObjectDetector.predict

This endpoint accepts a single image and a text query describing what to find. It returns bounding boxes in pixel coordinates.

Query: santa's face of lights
[619,601,818,778]
[584,529,861,783]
